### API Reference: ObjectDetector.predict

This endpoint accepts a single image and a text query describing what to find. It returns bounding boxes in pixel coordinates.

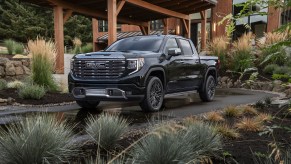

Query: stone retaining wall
[0,57,30,80]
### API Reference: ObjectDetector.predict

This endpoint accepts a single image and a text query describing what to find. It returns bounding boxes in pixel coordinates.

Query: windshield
[106,36,163,52]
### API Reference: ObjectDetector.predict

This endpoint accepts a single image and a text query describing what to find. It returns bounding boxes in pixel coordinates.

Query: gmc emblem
[85,62,105,69]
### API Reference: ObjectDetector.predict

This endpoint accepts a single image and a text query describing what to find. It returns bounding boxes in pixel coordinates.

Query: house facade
[94,0,289,52]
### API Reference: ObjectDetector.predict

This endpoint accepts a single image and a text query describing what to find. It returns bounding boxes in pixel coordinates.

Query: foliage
[73,37,82,54]
[263,64,279,75]
[255,100,266,109]
[85,113,129,151]
[231,33,254,72]
[204,111,225,122]
[236,117,263,132]
[18,83,46,99]
[208,36,229,71]
[28,37,58,91]
[14,42,24,54]
[223,105,242,117]
[272,74,290,81]
[3,39,14,54]
[131,122,222,163]
[81,43,93,53]
[264,97,272,106]
[240,105,258,115]
[214,124,240,139]
[252,148,291,164]
[273,66,291,75]
[255,113,273,122]
[0,114,78,163]
[0,79,7,90]
[7,80,24,89]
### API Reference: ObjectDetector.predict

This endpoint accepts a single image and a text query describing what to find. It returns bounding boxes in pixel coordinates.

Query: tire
[140,76,164,112]
[199,75,216,102]
[76,100,100,110]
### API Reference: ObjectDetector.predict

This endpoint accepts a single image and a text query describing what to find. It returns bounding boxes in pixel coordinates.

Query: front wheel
[76,100,100,110]
[199,75,216,102]
[140,76,164,112]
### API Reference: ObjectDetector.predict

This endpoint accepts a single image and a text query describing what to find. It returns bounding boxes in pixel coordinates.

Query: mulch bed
[0,88,74,105]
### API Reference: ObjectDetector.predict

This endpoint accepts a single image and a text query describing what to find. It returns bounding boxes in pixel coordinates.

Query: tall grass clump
[28,37,58,91]
[4,39,15,55]
[131,122,222,163]
[14,42,24,54]
[82,43,93,53]
[231,33,254,72]
[86,113,129,151]
[18,83,46,99]
[0,79,7,90]
[0,114,78,163]
[73,37,82,54]
[208,36,229,71]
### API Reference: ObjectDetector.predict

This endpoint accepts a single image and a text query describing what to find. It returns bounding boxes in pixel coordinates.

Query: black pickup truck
[69,35,219,112]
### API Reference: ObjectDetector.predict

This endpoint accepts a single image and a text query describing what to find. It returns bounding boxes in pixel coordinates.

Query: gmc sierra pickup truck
[69,35,219,112]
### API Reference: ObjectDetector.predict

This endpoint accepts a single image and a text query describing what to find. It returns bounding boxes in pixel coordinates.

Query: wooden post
[200,10,207,51]
[163,18,168,35]
[92,18,98,51]
[107,0,117,45]
[53,6,64,74]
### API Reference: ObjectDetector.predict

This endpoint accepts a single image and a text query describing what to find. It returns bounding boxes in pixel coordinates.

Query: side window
[179,39,193,56]
[164,38,178,55]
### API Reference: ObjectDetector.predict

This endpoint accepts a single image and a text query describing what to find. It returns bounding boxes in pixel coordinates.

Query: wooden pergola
[23,0,217,74]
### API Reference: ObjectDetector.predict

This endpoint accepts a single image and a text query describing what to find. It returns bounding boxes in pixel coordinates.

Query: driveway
[0,88,280,125]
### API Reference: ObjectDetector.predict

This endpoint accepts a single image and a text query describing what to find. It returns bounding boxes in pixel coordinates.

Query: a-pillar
[200,10,207,51]
[92,18,99,51]
[107,0,117,45]
[54,6,64,74]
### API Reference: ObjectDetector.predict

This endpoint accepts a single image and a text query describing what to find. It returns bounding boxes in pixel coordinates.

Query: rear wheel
[76,100,100,110]
[199,75,216,102]
[140,76,164,112]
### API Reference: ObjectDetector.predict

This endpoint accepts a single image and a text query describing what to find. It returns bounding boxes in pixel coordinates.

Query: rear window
[106,37,163,52]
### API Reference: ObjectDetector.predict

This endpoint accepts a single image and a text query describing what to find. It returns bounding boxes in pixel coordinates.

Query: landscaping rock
[5,61,16,76]
[22,65,31,75]
[0,66,4,76]
[262,82,273,91]
[227,81,233,88]
[285,89,291,98]
[273,80,283,85]
[221,76,229,83]
[22,59,30,67]
[273,85,284,92]
[0,58,9,66]
[15,66,24,75]
[12,61,22,67]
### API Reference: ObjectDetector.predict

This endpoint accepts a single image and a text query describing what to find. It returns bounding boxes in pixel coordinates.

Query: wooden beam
[53,6,64,74]
[162,18,168,35]
[139,26,146,35]
[92,18,98,51]
[63,10,73,23]
[200,11,205,20]
[47,0,147,26]
[116,0,125,15]
[125,0,189,20]
[200,10,207,51]
[108,0,117,45]
[182,19,189,35]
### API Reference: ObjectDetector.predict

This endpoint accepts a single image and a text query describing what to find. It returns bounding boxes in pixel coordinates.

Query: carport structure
[23,0,217,73]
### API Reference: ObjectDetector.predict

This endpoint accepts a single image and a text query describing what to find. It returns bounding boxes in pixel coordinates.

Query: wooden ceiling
[23,0,216,22]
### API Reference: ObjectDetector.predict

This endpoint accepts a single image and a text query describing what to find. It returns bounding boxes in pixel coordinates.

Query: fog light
[73,88,85,97]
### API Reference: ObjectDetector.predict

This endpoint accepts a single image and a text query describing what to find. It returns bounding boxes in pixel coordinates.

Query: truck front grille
[73,59,125,79]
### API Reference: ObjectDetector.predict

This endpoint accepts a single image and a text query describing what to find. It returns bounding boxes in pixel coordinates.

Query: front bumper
[68,77,145,101]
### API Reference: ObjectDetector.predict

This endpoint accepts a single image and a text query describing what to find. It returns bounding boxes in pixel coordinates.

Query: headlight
[70,59,74,70]
[127,58,144,75]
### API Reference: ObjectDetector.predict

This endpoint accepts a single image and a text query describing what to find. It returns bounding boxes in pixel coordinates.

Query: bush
[272,74,290,81]
[18,84,46,99]
[28,38,58,91]
[0,79,7,90]
[81,43,93,53]
[7,80,24,89]
[85,113,129,150]
[214,124,240,139]
[131,122,222,163]
[208,36,229,71]
[236,117,263,132]
[73,37,82,54]
[263,64,279,75]
[223,105,242,117]
[273,66,291,75]
[0,114,78,163]
[4,39,15,55]
[14,42,24,54]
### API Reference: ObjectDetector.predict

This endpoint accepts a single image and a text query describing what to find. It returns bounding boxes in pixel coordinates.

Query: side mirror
[168,48,181,56]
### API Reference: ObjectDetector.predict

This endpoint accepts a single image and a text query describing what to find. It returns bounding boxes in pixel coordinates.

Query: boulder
[5,61,16,76]
[221,76,229,83]
[15,66,24,75]
[227,81,233,88]
[0,66,4,77]
[12,61,22,67]
[22,59,30,67]
[273,80,283,85]
[0,58,9,66]
[22,65,31,75]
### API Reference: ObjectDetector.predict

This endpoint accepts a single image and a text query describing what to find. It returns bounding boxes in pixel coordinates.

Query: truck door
[177,39,202,90]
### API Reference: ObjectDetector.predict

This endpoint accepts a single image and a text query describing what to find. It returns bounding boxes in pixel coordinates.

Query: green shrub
[0,114,78,163]
[28,38,58,91]
[232,52,254,72]
[7,80,24,89]
[263,64,279,75]
[0,79,7,90]
[131,122,222,163]
[273,66,291,75]
[289,78,291,83]
[81,43,93,53]
[85,113,129,150]
[272,74,290,81]
[18,84,46,99]
[14,42,24,54]
[4,39,15,55]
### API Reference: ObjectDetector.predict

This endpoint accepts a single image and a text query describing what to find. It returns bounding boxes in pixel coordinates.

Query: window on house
[150,20,164,30]
[98,20,121,32]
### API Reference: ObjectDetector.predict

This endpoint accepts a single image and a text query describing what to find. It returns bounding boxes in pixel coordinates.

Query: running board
[165,90,197,98]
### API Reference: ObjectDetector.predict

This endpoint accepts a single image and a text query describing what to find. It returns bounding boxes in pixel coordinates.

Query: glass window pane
[179,39,193,56]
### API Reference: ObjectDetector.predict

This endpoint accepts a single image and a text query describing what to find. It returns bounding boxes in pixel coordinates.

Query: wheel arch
[144,67,166,88]
[200,67,217,92]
